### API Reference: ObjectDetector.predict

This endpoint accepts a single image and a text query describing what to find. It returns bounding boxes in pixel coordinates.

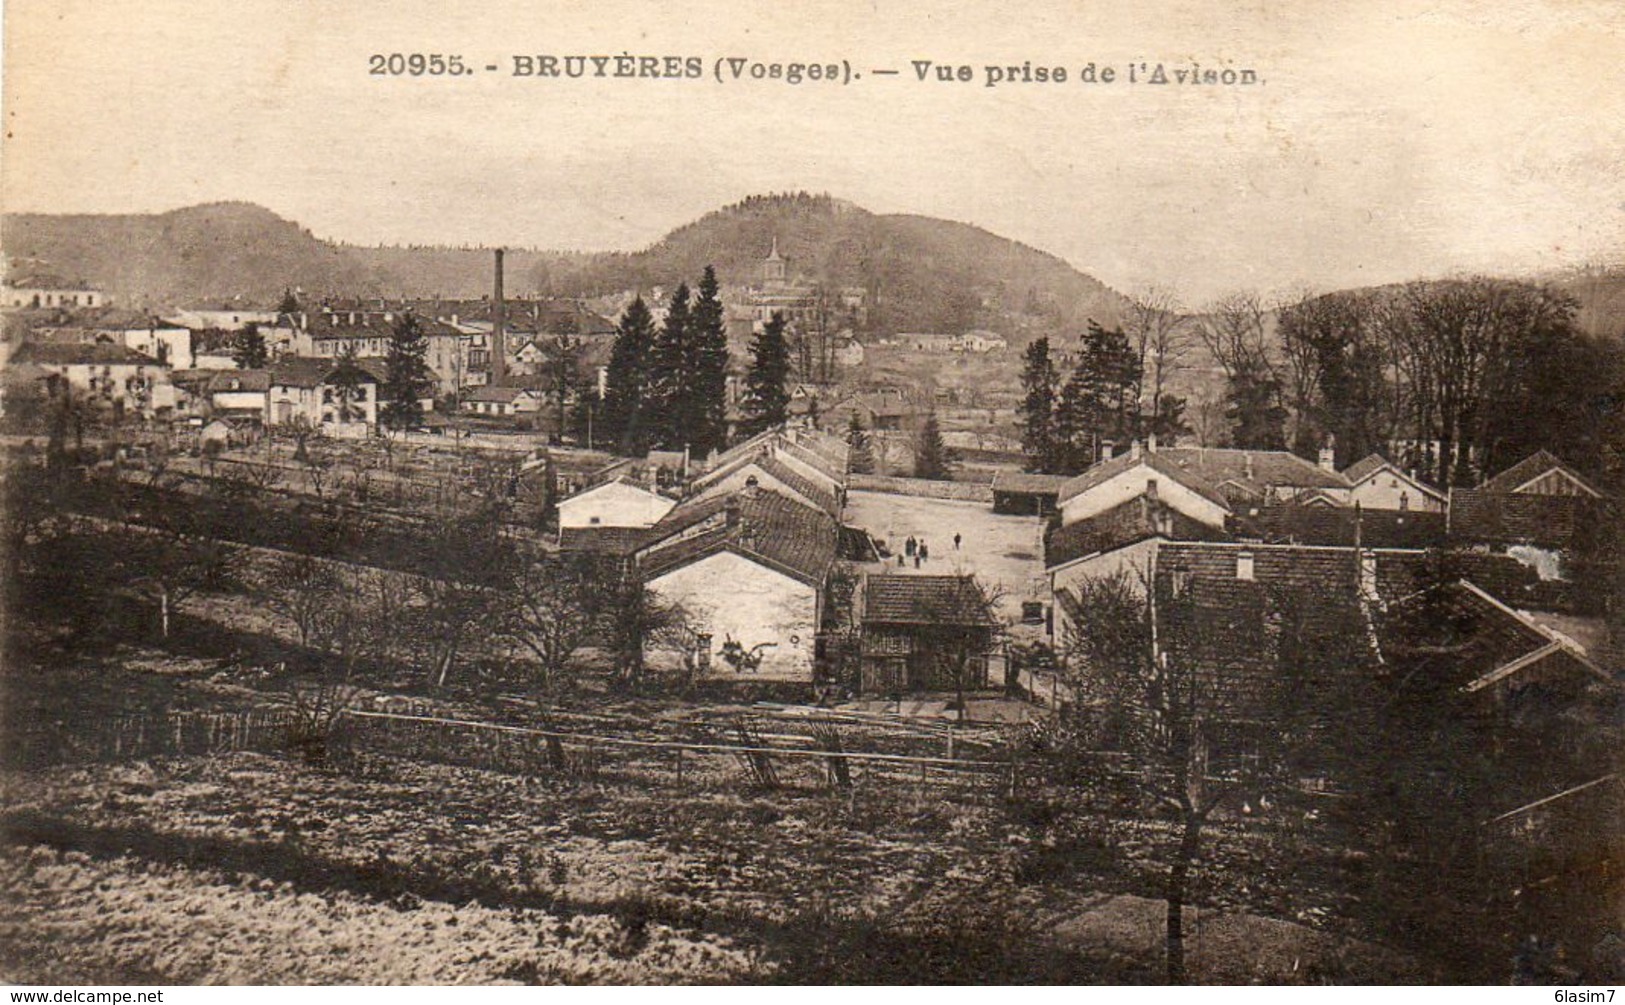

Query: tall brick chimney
[491,248,507,385]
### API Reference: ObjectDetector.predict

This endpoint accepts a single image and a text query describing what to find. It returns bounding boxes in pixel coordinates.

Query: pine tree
[1055,321,1143,472]
[232,323,268,369]
[1018,336,1061,473]
[846,410,876,474]
[327,346,370,424]
[914,410,954,480]
[603,297,656,456]
[277,288,302,315]
[1226,363,1288,450]
[649,283,692,450]
[690,265,731,456]
[381,313,433,431]
[741,311,791,436]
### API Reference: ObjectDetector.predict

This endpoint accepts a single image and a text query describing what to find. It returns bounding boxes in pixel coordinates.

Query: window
[1236,552,1255,581]
[589,516,602,525]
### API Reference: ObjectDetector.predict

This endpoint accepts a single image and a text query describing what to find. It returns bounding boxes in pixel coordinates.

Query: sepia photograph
[1,0,1622,987]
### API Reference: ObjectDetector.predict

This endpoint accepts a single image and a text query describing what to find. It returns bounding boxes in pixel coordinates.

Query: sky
[3,0,1624,302]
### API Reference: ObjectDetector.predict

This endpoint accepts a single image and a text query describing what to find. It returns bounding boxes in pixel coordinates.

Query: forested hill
[2,194,1130,336]
[523,193,1132,335]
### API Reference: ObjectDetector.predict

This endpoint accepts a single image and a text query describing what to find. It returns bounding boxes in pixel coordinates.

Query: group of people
[897,532,962,568]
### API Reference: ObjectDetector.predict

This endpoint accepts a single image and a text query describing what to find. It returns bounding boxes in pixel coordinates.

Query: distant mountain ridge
[3,194,1131,336]
[4,195,1621,339]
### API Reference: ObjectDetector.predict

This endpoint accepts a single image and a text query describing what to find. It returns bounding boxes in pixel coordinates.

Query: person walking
[953,532,962,550]
[906,536,917,558]
[919,541,930,564]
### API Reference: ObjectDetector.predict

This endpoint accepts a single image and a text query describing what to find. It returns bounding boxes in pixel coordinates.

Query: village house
[2,272,106,309]
[8,341,174,418]
[29,310,195,370]
[558,477,678,531]
[858,574,1001,694]
[1341,453,1448,513]
[633,485,840,682]
[690,450,843,519]
[1448,450,1611,558]
[267,356,397,431]
[459,384,543,417]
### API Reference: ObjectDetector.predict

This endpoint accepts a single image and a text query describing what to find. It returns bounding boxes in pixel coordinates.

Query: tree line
[1018,278,1624,486]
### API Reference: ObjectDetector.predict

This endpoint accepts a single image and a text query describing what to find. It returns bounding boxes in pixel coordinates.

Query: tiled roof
[756,454,841,517]
[1057,450,1232,510]
[777,436,844,484]
[862,574,997,626]
[1046,496,1230,569]
[11,342,160,366]
[1448,489,1609,551]
[1157,447,1351,491]
[269,356,382,389]
[992,471,1071,495]
[1478,450,1602,497]
[1378,579,1608,694]
[639,487,838,587]
[205,369,270,394]
[1229,505,1447,549]
[1341,454,1386,485]
[558,526,650,555]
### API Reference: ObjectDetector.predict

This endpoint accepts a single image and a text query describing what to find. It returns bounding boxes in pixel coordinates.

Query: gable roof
[862,574,997,626]
[1341,453,1449,501]
[1379,579,1610,695]
[1046,496,1231,569]
[1478,450,1603,498]
[1157,446,1352,491]
[695,449,841,517]
[1057,450,1232,510]
[269,356,383,389]
[639,487,838,587]
[205,369,271,394]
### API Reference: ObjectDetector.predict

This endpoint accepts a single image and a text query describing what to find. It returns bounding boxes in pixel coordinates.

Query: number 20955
[369,54,470,76]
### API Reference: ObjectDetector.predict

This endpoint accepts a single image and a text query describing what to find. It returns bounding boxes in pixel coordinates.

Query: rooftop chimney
[491,248,507,385]
[1318,439,1337,472]
[1148,432,1158,453]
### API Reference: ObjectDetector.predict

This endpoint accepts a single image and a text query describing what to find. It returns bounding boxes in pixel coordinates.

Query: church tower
[762,236,787,286]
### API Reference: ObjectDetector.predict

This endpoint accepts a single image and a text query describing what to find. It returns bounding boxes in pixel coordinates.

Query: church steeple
[762,236,787,284]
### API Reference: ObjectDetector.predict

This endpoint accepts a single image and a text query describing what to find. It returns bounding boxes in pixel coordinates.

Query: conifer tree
[232,323,268,370]
[914,410,954,480]
[1018,336,1061,473]
[690,265,731,455]
[741,311,791,436]
[846,410,876,474]
[649,283,692,450]
[603,297,656,456]
[381,313,433,431]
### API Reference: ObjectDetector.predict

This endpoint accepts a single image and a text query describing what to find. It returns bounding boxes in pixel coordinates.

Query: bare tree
[1126,287,1195,440]
[498,552,604,705]
[262,553,345,649]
